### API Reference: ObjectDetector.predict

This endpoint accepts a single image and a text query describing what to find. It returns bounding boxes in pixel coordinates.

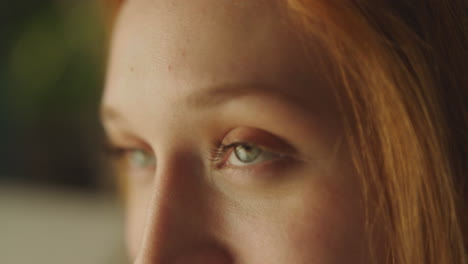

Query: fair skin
[102,0,368,263]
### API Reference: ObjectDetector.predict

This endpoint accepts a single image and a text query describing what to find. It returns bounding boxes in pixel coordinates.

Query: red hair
[286,0,468,263]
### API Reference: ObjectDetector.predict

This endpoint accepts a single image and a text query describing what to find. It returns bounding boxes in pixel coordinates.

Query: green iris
[234,144,262,163]
[130,149,156,168]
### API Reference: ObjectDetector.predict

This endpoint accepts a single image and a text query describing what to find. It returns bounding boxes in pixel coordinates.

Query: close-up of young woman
[101,0,468,263]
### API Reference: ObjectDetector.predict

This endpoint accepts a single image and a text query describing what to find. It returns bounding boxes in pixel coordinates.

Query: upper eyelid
[104,131,154,153]
[101,123,153,149]
[210,127,296,160]
[221,128,297,154]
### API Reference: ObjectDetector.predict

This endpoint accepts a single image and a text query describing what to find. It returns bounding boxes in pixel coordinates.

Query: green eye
[130,149,156,169]
[233,144,263,164]
[225,143,282,167]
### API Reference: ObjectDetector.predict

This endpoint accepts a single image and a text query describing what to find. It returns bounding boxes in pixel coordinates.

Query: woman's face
[102,0,367,263]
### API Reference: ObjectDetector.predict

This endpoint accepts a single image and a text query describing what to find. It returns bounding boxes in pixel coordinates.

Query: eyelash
[103,144,144,163]
[210,141,264,168]
[103,144,127,159]
[210,142,237,163]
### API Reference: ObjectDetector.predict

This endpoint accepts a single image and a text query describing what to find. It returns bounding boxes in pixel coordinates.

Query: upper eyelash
[102,141,138,160]
[104,146,129,160]
[102,141,123,156]
[209,142,234,163]
[209,142,262,167]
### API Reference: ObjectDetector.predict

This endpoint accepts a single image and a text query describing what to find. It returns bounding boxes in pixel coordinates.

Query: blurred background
[0,0,126,263]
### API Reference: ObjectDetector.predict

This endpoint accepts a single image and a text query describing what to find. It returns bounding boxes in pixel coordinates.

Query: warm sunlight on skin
[102,0,368,263]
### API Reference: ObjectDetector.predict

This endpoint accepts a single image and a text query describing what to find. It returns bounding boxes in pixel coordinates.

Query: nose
[170,246,232,264]
[133,152,233,264]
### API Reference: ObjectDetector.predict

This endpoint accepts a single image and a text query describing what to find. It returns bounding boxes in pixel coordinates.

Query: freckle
[130,66,134,72]
[181,50,186,58]
[168,64,172,71]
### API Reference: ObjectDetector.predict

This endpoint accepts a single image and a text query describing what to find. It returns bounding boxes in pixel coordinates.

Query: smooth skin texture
[102,0,368,263]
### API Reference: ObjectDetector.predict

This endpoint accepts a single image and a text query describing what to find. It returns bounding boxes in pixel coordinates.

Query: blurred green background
[0,0,107,187]
[0,1,126,263]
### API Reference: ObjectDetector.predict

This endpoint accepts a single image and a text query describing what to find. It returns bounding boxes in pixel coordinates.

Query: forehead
[103,0,327,127]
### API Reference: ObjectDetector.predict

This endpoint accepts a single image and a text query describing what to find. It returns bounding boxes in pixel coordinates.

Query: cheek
[219,178,366,264]
[289,193,366,264]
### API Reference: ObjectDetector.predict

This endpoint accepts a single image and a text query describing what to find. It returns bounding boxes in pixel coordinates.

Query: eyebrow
[101,82,300,123]
[185,82,295,109]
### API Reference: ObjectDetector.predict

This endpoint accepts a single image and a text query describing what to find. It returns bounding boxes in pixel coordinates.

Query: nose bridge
[134,149,210,263]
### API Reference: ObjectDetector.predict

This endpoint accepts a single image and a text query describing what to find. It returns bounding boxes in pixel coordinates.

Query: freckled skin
[103,0,373,263]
